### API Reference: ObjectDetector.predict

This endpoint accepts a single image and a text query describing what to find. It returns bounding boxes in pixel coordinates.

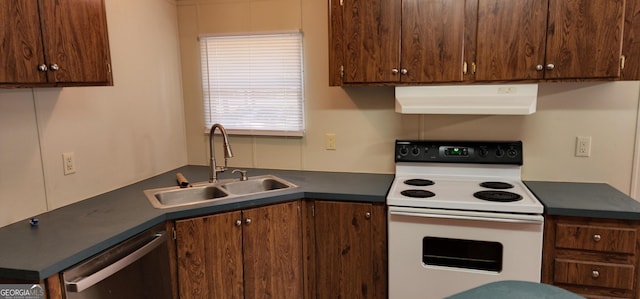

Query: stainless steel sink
[144,175,297,209]
[219,176,292,195]
[144,185,229,208]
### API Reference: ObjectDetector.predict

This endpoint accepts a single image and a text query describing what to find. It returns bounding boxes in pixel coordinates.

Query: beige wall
[177,0,640,195]
[0,0,187,227]
[1,0,638,228]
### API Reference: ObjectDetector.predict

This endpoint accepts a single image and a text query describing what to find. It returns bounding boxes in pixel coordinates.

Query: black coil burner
[401,190,436,198]
[404,179,435,186]
[479,181,514,189]
[473,191,522,202]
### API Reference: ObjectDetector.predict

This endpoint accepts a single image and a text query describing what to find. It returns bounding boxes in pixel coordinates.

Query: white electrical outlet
[575,136,591,157]
[63,152,76,175]
[325,133,336,150]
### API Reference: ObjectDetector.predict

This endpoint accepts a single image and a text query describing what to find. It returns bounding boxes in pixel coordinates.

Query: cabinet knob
[235,219,242,226]
[400,68,408,75]
[245,218,252,225]
[365,212,371,219]
[391,68,399,75]
[50,64,60,71]
[38,64,48,72]
[546,63,555,70]
[592,270,600,278]
[593,234,601,242]
[536,64,543,71]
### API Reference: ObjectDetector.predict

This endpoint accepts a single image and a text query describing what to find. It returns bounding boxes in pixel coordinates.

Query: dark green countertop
[5,170,637,282]
[525,181,640,220]
[0,166,393,281]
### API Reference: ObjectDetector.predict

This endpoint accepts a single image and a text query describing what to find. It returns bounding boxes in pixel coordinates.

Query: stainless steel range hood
[395,84,538,115]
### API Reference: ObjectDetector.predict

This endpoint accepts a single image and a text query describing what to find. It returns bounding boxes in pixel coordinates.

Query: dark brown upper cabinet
[330,0,631,85]
[474,0,549,81]
[0,0,113,88]
[476,0,625,81]
[623,0,640,80]
[329,0,466,85]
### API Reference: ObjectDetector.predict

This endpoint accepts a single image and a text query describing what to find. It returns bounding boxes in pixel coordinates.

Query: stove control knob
[507,148,518,158]
[411,146,420,156]
[495,148,505,158]
[399,146,409,156]
[479,148,489,157]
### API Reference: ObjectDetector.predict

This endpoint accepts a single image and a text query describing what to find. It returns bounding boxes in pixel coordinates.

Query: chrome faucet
[209,123,234,183]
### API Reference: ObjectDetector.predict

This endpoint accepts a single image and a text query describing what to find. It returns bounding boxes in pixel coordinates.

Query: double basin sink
[144,175,297,209]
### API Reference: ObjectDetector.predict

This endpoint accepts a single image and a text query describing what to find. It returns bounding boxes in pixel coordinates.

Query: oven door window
[423,237,503,272]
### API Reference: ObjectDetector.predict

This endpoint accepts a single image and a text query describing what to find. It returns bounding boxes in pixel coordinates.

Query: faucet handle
[232,169,248,181]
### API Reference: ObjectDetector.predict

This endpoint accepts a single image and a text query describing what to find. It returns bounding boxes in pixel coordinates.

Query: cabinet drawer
[554,259,634,290]
[555,224,636,254]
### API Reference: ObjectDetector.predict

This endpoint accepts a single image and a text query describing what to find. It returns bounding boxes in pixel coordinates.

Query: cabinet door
[315,201,387,299]
[176,211,243,299]
[342,0,401,83]
[0,1,47,84]
[38,0,112,84]
[545,0,624,79]
[400,0,465,83]
[243,201,303,299]
[622,0,640,80]
[475,0,548,81]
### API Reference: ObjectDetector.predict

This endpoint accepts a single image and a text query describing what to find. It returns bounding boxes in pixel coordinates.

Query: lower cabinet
[310,200,387,299]
[542,215,640,298]
[174,201,303,299]
[173,199,388,299]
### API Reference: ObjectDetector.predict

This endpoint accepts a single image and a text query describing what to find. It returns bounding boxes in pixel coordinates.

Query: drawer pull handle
[592,270,600,278]
[593,234,601,242]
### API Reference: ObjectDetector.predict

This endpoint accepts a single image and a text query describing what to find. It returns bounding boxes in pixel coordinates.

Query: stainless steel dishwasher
[61,223,173,299]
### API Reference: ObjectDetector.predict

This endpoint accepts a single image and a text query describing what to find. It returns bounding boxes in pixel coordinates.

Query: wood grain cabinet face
[331,0,630,84]
[623,0,640,80]
[544,0,624,80]
[475,0,624,81]
[175,201,303,299]
[331,0,466,85]
[313,201,387,299]
[475,0,549,81]
[542,216,640,299]
[0,0,112,87]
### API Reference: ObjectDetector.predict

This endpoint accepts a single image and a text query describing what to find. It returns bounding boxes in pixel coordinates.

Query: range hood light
[395,84,538,115]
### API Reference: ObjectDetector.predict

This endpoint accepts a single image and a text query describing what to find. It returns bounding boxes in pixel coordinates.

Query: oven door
[388,206,544,299]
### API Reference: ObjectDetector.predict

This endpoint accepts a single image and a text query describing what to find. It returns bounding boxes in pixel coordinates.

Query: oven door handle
[64,231,167,293]
[389,208,543,224]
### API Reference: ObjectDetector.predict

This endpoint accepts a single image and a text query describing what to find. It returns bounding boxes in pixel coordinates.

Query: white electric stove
[387,140,544,299]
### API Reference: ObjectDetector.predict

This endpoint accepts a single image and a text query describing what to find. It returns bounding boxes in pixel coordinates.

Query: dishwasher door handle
[64,231,167,293]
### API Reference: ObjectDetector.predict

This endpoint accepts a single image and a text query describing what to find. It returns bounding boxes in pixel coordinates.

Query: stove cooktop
[388,140,543,214]
[387,175,543,214]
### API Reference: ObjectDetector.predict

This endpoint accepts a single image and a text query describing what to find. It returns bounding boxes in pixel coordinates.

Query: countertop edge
[0,166,393,280]
[525,180,640,221]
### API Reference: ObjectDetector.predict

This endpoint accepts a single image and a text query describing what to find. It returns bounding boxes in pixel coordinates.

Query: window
[200,32,305,136]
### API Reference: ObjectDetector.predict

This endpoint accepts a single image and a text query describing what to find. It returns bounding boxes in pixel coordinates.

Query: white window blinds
[200,32,305,136]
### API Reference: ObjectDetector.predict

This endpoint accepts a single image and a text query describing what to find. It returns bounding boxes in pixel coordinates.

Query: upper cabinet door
[400,0,466,83]
[0,1,47,84]
[475,0,549,81]
[545,0,624,79]
[39,0,112,84]
[342,0,401,83]
[623,0,640,80]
